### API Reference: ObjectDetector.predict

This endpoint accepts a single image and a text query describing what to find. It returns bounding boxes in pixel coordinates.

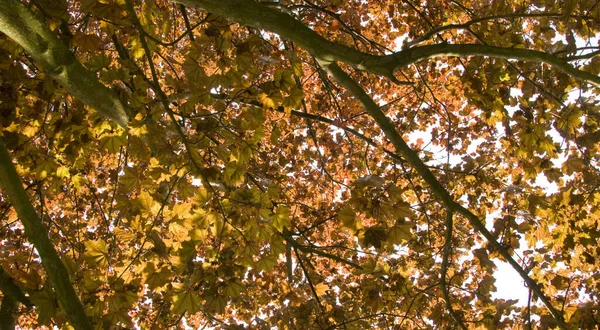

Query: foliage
[0,0,600,328]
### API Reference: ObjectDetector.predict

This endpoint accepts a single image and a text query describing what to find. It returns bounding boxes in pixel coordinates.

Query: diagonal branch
[0,141,92,330]
[175,0,600,87]
[0,267,32,308]
[0,267,33,330]
[318,60,567,329]
[0,0,130,127]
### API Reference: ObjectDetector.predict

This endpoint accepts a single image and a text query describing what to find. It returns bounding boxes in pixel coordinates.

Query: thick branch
[0,141,92,330]
[176,0,600,87]
[319,61,566,328]
[0,268,31,308]
[0,294,18,330]
[0,267,32,330]
[0,0,130,127]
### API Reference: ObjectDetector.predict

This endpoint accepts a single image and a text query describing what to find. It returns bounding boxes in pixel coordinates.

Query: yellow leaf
[56,165,70,179]
[138,190,158,218]
[70,174,88,191]
[315,282,328,296]
[130,37,145,59]
[271,205,290,231]
[395,202,416,218]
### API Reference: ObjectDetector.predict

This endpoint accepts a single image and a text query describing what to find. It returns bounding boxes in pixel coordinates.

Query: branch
[293,247,324,311]
[0,268,32,308]
[0,141,92,330]
[0,293,18,330]
[0,0,130,127]
[175,0,600,87]
[404,12,597,48]
[440,212,467,329]
[0,267,33,330]
[385,43,600,86]
[318,61,567,329]
[283,234,363,270]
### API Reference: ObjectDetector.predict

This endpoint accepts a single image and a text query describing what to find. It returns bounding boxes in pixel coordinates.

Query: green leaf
[339,206,362,234]
[29,286,57,326]
[224,281,244,299]
[171,283,202,315]
[271,205,290,231]
[84,239,109,268]
[387,223,413,245]
[361,226,387,249]
[100,134,127,153]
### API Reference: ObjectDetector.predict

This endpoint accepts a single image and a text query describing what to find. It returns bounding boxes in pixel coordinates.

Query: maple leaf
[171,283,202,315]
[314,282,329,296]
[83,240,109,268]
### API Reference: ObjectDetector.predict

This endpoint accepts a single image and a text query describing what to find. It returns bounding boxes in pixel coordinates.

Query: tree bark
[0,0,130,127]
[0,141,92,330]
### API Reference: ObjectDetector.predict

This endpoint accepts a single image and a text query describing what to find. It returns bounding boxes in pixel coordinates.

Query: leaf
[394,202,416,219]
[72,33,103,52]
[34,160,56,179]
[257,254,278,271]
[270,124,281,144]
[100,134,127,153]
[171,284,202,315]
[206,295,227,314]
[314,282,328,296]
[361,226,387,249]
[563,156,585,175]
[387,223,412,245]
[271,205,290,231]
[224,281,244,298]
[29,286,57,326]
[83,239,109,268]
[339,206,362,234]
[56,165,70,179]
[138,190,158,218]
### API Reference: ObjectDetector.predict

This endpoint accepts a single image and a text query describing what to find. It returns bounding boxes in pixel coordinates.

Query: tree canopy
[0,0,599,328]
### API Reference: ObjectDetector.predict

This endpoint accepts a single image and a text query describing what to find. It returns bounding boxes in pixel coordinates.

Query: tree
[0,0,599,328]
